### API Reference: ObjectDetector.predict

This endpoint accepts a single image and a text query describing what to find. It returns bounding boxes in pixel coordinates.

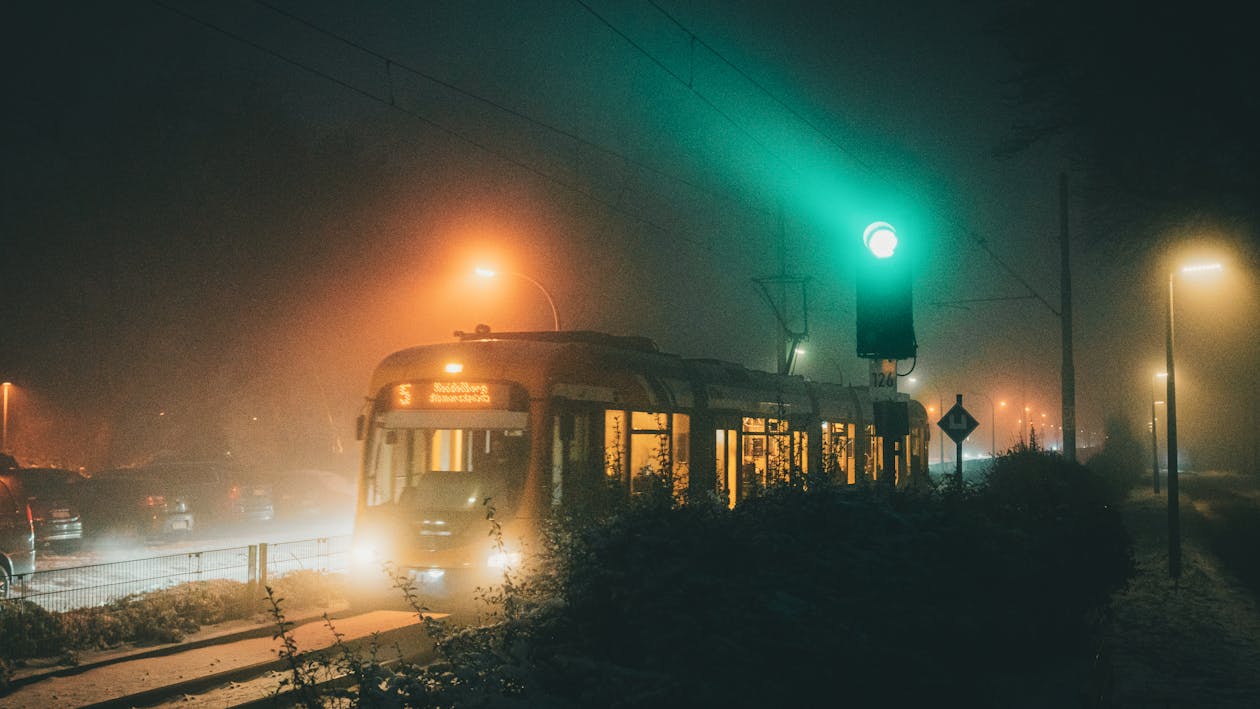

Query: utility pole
[1060,172,1078,462]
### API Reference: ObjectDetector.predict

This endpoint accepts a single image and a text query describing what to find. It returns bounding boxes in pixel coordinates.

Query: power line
[152,0,731,257]
[643,0,1058,315]
[253,0,774,222]
[572,0,799,182]
[647,0,877,176]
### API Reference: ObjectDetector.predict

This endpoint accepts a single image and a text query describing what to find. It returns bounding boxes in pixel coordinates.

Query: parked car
[9,467,87,550]
[110,460,274,529]
[272,469,355,521]
[0,473,36,598]
[80,469,195,540]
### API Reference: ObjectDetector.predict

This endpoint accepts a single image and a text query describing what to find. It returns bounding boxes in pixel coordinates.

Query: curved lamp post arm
[477,267,561,332]
[510,272,560,332]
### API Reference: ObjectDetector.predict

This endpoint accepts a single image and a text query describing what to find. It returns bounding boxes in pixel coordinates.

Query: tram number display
[868,359,898,402]
[390,381,503,409]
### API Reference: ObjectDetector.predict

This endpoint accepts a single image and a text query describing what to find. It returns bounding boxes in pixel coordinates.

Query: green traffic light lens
[863,221,898,259]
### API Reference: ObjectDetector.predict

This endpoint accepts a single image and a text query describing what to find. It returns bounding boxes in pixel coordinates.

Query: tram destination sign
[390,380,505,409]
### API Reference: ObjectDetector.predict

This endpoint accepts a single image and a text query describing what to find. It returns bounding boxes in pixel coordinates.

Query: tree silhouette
[988,0,1259,233]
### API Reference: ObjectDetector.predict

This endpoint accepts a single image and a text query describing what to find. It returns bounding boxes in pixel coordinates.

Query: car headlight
[351,542,380,566]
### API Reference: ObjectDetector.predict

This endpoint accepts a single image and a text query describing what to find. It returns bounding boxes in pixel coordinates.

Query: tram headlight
[351,541,381,567]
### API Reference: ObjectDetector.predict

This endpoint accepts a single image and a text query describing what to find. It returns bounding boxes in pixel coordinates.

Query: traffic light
[855,221,916,360]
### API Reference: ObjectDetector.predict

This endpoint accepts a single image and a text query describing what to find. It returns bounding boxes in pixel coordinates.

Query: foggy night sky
[2,0,1257,474]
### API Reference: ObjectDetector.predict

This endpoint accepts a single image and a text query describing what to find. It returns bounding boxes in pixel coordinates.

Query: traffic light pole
[855,221,916,489]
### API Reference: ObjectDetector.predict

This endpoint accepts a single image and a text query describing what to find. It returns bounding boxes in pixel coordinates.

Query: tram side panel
[349,338,935,597]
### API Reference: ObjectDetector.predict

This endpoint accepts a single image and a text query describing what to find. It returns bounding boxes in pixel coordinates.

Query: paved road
[5,606,437,707]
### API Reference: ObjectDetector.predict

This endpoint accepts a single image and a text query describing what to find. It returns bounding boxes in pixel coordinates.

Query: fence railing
[3,535,350,612]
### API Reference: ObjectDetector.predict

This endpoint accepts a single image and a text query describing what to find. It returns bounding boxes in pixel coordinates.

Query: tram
[350,328,930,588]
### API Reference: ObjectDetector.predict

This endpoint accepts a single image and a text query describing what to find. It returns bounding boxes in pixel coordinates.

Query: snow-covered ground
[1104,479,1260,707]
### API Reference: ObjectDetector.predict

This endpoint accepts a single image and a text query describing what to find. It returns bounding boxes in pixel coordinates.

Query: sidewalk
[3,606,435,707]
[1105,488,1260,707]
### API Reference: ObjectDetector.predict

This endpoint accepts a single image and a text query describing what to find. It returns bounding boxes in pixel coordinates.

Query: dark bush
[978,448,1135,649]
[0,601,67,661]
[488,462,1134,707]
[1085,417,1148,499]
[0,572,344,674]
[283,452,1135,707]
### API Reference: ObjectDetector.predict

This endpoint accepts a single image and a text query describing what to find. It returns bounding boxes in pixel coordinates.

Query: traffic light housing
[856,222,916,360]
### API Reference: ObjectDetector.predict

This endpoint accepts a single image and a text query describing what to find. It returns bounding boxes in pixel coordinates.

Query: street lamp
[474,267,560,332]
[1151,372,1167,495]
[1165,261,1223,579]
[998,400,1009,449]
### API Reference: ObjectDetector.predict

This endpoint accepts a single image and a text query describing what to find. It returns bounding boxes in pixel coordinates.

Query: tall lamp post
[1165,262,1223,580]
[474,267,560,331]
[1151,372,1167,494]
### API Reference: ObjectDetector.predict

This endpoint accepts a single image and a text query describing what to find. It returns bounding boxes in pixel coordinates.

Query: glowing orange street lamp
[474,267,560,332]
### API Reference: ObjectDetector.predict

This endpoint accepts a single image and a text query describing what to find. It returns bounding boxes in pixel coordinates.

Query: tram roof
[370,330,919,417]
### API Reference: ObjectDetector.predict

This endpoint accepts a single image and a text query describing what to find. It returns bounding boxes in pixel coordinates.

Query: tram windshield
[363,424,529,511]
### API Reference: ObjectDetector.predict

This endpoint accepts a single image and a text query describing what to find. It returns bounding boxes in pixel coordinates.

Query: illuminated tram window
[715,429,738,508]
[671,413,690,498]
[821,421,854,485]
[604,410,627,484]
[605,410,689,500]
[738,417,794,497]
[430,429,468,472]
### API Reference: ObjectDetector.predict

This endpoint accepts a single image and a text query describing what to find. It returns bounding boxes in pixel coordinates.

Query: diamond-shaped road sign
[938,402,979,445]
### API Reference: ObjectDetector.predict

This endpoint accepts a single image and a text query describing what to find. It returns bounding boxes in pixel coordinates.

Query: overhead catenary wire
[164,0,1056,317]
[571,0,800,183]
[642,0,1059,316]
[152,0,737,259]
[253,0,775,223]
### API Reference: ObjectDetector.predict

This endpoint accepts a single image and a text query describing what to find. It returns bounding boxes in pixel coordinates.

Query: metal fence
[3,535,350,612]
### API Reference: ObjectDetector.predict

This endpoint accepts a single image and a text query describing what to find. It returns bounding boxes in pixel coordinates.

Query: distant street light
[1165,261,1223,579]
[998,400,1009,448]
[474,267,560,332]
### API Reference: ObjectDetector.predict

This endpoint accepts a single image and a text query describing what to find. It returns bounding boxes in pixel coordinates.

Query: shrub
[978,447,1135,648]
[1085,417,1147,500]
[280,459,1135,706]
[0,572,346,675]
[0,601,67,661]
